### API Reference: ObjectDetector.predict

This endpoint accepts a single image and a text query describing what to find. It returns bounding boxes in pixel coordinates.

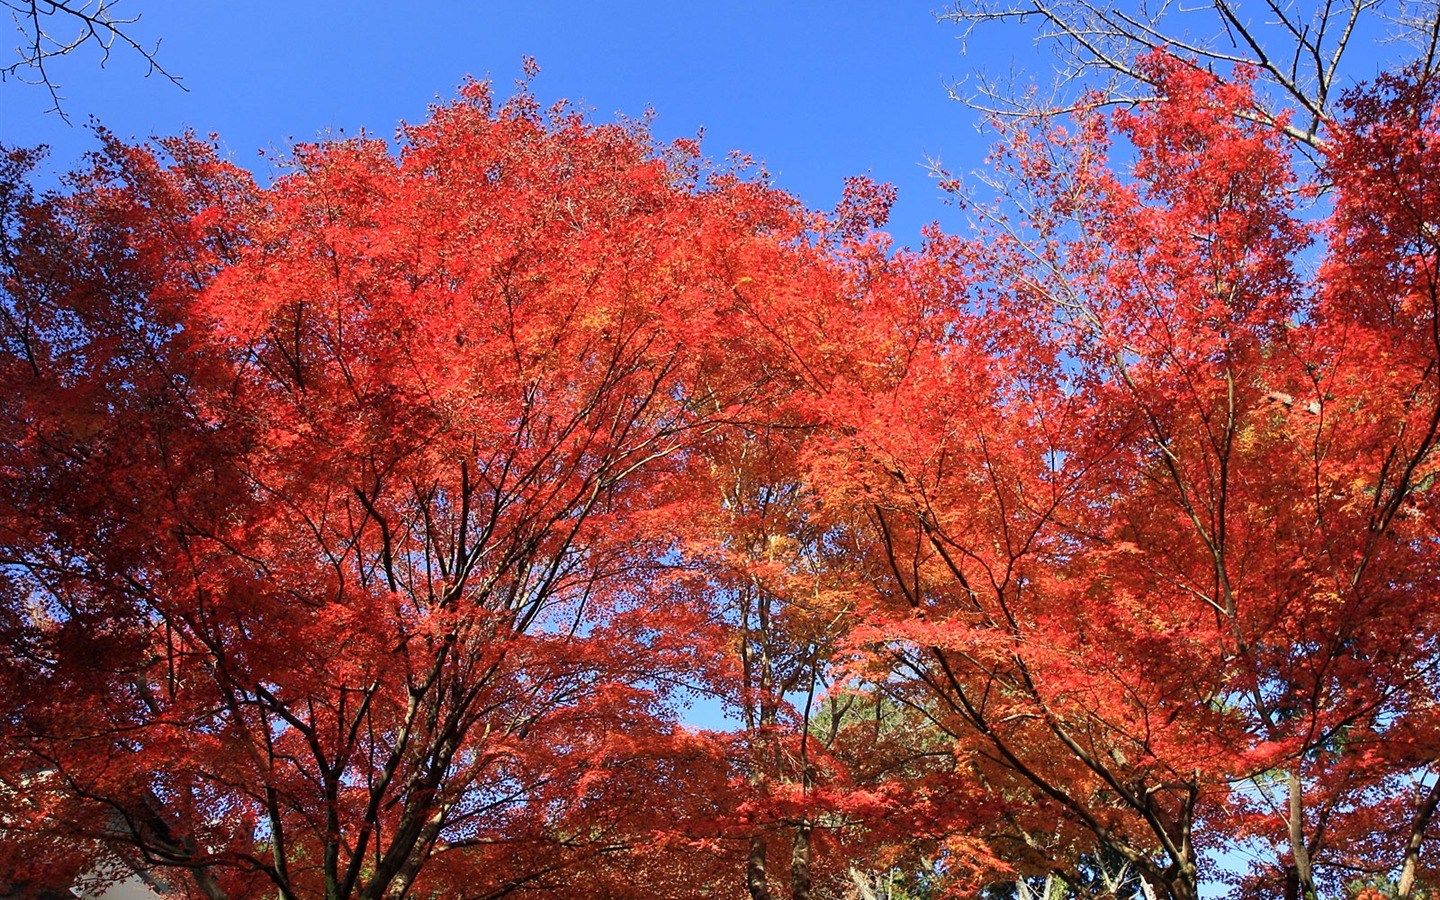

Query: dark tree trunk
[748,833,773,900]
[789,823,813,900]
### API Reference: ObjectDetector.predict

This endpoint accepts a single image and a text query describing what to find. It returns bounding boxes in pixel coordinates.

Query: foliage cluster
[5,14,1440,900]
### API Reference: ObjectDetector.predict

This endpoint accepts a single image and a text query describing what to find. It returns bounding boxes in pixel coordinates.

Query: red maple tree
[0,80,819,899]
[796,59,1440,900]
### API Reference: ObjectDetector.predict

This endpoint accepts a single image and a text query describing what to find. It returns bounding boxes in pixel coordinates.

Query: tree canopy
[4,17,1440,900]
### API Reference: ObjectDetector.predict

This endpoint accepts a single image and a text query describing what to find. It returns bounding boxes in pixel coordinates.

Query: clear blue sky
[2,1,1053,247]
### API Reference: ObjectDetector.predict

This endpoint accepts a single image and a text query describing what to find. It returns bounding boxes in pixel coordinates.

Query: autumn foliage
[3,54,1440,900]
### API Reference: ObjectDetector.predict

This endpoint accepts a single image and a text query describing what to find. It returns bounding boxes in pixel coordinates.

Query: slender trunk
[192,868,230,900]
[748,833,773,900]
[1286,770,1316,899]
[789,823,812,900]
[1397,773,1440,900]
[1169,872,1200,900]
[847,868,878,900]
[1139,872,1199,900]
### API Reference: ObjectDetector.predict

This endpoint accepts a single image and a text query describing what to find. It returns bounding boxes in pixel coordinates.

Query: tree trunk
[847,868,878,900]
[748,833,773,900]
[1139,872,1201,900]
[1396,774,1440,900]
[1285,770,1316,900]
[789,823,812,900]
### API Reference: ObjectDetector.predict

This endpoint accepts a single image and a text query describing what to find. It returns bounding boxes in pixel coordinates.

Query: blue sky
[1,2,1049,247]
[2,2,1410,245]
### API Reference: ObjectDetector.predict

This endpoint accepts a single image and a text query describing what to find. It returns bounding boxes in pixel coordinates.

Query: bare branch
[940,0,1431,151]
[1,0,184,120]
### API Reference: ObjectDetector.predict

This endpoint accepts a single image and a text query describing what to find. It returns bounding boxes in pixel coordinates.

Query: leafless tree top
[942,0,1440,150]
[3,0,183,119]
